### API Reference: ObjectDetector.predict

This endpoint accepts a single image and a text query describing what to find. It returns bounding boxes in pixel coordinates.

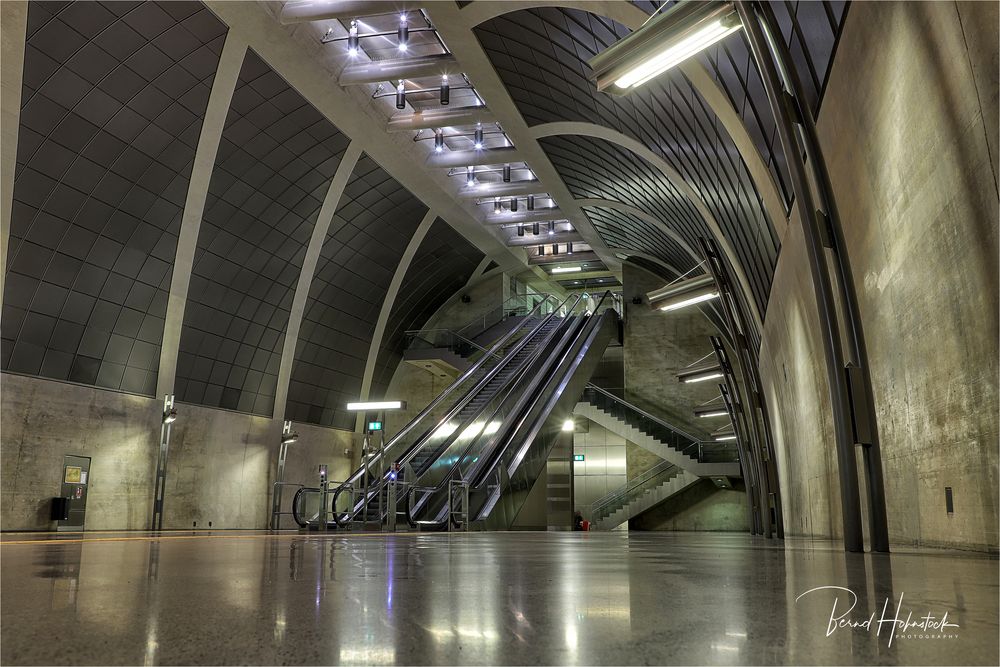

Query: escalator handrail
[333,293,581,524]
[473,293,617,518]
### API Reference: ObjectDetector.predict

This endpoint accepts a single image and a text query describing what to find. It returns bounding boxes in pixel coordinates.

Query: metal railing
[455,294,550,338]
[587,459,679,524]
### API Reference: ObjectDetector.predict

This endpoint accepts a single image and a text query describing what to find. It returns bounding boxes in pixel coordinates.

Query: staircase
[575,386,740,478]
[590,463,701,530]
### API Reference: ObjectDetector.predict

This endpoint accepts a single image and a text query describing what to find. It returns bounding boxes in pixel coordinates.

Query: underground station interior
[0,1,998,665]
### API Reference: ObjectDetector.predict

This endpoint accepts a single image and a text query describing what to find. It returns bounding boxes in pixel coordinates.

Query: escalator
[403,291,620,531]
[291,293,581,528]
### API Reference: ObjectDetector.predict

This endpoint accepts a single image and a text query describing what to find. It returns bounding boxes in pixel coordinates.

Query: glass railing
[588,459,679,523]
[455,293,557,339]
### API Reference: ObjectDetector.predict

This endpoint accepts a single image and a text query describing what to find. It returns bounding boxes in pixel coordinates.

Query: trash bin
[51,497,70,521]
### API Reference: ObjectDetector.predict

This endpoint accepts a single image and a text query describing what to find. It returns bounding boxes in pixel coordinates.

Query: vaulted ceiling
[1,0,850,427]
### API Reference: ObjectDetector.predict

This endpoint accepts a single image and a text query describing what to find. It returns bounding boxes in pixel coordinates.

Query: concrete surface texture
[621,263,725,441]
[572,421,627,520]
[630,478,748,533]
[758,0,999,551]
[1,531,997,665]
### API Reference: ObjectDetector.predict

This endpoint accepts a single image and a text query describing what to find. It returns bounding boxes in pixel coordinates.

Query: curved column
[460,0,787,241]
[155,33,248,398]
[272,143,363,420]
[353,209,438,431]
[532,122,763,331]
[0,1,28,300]
[574,198,703,266]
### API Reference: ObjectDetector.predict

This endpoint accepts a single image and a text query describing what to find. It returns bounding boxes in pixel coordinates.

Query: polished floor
[1,530,997,665]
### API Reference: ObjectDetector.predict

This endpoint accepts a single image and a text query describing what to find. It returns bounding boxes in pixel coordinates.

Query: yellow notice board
[64,466,81,484]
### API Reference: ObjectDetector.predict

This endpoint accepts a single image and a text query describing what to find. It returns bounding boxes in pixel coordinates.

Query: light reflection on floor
[0,531,997,665]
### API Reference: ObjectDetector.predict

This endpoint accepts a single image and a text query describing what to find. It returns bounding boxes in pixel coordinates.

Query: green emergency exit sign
[573,454,585,461]
[368,421,383,432]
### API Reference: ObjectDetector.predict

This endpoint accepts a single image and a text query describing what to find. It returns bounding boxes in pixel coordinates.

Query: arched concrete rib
[155,33,248,398]
[460,0,788,242]
[353,209,438,431]
[531,122,763,331]
[574,198,703,268]
[272,142,363,422]
[0,0,28,302]
[607,248,685,280]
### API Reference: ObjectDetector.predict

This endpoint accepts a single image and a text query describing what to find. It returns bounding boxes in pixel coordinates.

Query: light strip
[682,372,723,383]
[697,410,729,418]
[660,291,720,311]
[615,20,742,89]
[551,266,582,274]
[346,400,405,411]
[714,434,738,441]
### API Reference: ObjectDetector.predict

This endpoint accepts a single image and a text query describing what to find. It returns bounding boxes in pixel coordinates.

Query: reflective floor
[1,531,997,665]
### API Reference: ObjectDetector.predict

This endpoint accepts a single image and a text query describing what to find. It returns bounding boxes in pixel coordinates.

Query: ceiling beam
[280,0,424,24]
[387,105,496,131]
[340,54,462,85]
[484,208,565,224]
[505,231,582,246]
[530,251,600,266]
[458,180,547,199]
[426,146,520,168]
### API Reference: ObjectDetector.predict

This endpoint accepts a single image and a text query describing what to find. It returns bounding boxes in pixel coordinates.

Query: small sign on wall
[64,467,81,484]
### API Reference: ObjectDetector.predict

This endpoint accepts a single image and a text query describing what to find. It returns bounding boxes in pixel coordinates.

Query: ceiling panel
[285,155,428,430]
[369,217,485,400]
[174,49,350,416]
[2,0,225,394]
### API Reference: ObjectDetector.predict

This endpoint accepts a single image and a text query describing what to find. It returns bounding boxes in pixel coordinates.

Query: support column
[155,34,247,398]
[353,209,438,432]
[271,143,363,418]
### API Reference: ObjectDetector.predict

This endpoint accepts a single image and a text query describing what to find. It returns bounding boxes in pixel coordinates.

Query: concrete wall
[0,371,355,530]
[759,1,999,551]
[631,479,748,533]
[572,422,627,522]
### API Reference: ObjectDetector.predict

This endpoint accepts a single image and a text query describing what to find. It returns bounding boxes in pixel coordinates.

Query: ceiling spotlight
[494,198,501,214]
[538,245,545,256]
[567,242,574,254]
[440,74,450,105]
[347,20,359,56]
[510,197,518,212]
[552,244,559,255]
[527,195,535,211]
[517,223,524,237]
[434,129,444,153]
[395,80,406,110]
[398,14,409,51]
[502,163,511,183]
[647,274,720,312]
[466,165,476,188]
[162,407,177,424]
[532,221,539,235]
[548,221,555,236]
[676,362,724,384]
[474,123,484,149]
[562,419,575,432]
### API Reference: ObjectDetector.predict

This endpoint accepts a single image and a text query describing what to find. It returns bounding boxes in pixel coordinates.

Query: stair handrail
[454,293,546,337]
[581,384,705,445]
[402,328,492,356]
[589,459,679,520]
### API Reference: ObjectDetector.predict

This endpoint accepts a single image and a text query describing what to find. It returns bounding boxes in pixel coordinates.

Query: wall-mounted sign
[64,466,81,483]
[368,421,383,432]
[573,454,585,462]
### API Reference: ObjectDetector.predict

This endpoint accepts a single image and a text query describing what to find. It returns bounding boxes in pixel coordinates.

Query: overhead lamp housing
[281,431,300,444]
[647,273,719,312]
[434,129,444,153]
[395,80,406,109]
[676,362,724,384]
[502,163,511,183]
[347,21,359,56]
[397,14,409,51]
[440,74,449,105]
[589,0,741,92]
[162,407,177,424]
[551,266,581,274]
[694,405,729,419]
